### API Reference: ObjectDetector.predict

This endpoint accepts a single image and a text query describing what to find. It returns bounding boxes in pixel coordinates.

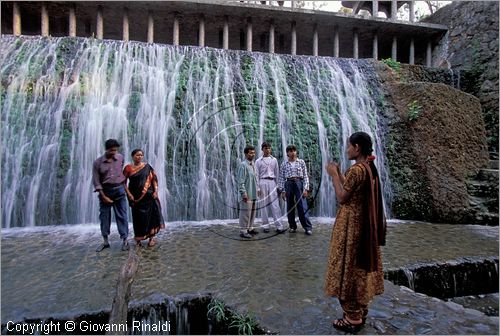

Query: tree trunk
[107,248,140,335]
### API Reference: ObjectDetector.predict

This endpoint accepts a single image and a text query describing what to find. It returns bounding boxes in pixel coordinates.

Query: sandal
[147,238,157,247]
[344,312,367,326]
[332,318,363,334]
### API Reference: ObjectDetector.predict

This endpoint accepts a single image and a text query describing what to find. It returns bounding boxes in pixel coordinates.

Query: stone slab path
[1,220,498,334]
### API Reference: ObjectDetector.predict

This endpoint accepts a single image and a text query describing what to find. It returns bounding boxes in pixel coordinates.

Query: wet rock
[368,308,393,320]
[444,300,465,312]
[2,222,499,335]
[414,326,433,334]
[372,320,386,333]
[389,317,413,330]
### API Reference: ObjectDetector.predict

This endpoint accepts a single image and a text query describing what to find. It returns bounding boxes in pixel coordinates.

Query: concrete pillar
[69,4,76,37]
[223,16,229,50]
[13,2,21,36]
[147,11,154,43]
[122,8,129,42]
[372,0,378,17]
[391,36,397,60]
[269,20,275,53]
[41,2,49,37]
[312,23,318,56]
[372,32,378,60]
[353,28,359,59]
[391,0,398,20]
[426,40,433,67]
[333,25,339,57]
[409,38,415,64]
[198,15,205,47]
[409,1,415,22]
[173,15,179,46]
[291,21,297,55]
[246,18,252,52]
[96,6,103,39]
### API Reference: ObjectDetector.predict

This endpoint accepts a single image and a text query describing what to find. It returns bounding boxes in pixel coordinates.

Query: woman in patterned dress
[124,149,165,247]
[325,132,386,333]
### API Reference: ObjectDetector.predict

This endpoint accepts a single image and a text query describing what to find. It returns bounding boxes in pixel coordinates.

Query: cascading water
[1,35,391,228]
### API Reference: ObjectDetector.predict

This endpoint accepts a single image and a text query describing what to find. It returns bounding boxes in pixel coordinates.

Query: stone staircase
[466,153,499,225]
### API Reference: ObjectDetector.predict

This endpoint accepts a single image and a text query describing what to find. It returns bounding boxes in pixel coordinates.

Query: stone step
[469,196,499,213]
[385,257,499,299]
[477,169,499,182]
[472,212,499,226]
[466,180,499,198]
[490,160,499,170]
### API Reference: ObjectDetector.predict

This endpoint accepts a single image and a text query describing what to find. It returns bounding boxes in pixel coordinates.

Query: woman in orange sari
[325,132,386,333]
[124,149,165,247]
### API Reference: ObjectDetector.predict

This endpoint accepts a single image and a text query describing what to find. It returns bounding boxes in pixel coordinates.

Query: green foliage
[229,312,258,335]
[381,58,401,73]
[207,298,227,323]
[58,119,73,178]
[407,100,421,121]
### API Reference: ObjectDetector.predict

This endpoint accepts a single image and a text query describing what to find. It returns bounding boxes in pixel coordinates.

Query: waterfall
[1,35,391,227]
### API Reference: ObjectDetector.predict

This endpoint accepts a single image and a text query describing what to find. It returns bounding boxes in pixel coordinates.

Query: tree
[397,1,449,21]
[293,1,328,11]
[423,1,442,14]
[338,6,353,14]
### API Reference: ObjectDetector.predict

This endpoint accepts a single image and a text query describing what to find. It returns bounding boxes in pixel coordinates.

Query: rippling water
[1,219,498,333]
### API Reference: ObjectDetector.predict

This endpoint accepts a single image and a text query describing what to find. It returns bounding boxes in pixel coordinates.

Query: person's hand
[127,193,135,202]
[257,190,261,197]
[242,193,248,202]
[102,195,114,204]
[302,190,309,197]
[152,191,158,199]
[326,162,340,177]
[281,191,286,200]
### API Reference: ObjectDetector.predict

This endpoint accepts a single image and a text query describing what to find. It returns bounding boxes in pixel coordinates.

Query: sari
[325,160,386,320]
[123,163,165,241]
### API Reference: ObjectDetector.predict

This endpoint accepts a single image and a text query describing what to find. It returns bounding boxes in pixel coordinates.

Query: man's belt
[286,177,303,181]
[262,177,275,180]
[103,183,123,189]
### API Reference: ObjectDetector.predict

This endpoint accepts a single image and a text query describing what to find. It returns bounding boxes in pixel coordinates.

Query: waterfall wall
[0,36,391,227]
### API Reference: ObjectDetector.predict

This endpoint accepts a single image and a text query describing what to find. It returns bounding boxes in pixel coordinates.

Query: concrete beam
[269,20,275,54]
[41,2,49,37]
[409,1,415,22]
[223,16,229,50]
[96,6,103,39]
[353,28,359,59]
[291,21,297,56]
[372,32,378,60]
[69,4,76,37]
[409,38,415,64]
[13,2,21,36]
[312,23,318,56]
[246,17,252,52]
[392,36,397,60]
[122,8,129,42]
[372,0,378,18]
[391,0,398,20]
[147,11,154,43]
[333,26,339,58]
[426,40,432,67]
[173,14,179,46]
[198,15,205,47]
